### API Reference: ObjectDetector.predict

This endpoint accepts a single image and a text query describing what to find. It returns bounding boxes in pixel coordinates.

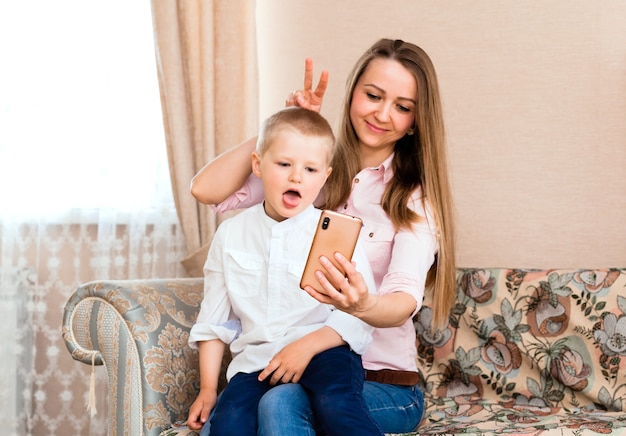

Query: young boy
[187,107,382,436]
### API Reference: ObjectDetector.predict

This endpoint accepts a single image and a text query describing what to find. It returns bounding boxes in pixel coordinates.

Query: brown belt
[364,369,421,387]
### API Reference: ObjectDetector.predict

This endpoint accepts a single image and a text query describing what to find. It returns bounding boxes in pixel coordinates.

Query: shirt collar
[257,203,318,231]
[365,152,395,184]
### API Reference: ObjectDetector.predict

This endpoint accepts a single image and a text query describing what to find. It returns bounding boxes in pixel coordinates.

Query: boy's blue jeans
[207,345,382,436]
[257,377,425,435]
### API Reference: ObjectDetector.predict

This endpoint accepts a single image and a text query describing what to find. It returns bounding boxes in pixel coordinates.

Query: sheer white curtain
[0,2,186,435]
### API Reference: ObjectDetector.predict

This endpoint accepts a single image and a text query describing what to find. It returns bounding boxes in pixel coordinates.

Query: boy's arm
[258,325,344,386]
[190,136,257,205]
[187,339,226,431]
[258,310,374,388]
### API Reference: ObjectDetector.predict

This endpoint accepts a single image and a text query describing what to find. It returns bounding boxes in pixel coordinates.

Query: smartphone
[300,210,363,292]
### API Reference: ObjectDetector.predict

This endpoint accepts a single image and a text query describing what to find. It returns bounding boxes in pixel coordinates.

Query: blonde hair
[323,39,456,330]
[256,106,335,163]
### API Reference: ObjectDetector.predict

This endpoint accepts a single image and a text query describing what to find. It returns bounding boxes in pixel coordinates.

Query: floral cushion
[413,268,626,435]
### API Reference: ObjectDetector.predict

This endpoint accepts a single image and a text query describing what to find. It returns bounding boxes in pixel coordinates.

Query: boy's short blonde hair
[256,107,336,163]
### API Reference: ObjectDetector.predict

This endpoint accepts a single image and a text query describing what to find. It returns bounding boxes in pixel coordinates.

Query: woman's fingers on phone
[319,254,353,289]
[333,252,360,279]
[312,269,344,298]
[303,284,333,304]
[309,269,350,310]
[325,253,370,307]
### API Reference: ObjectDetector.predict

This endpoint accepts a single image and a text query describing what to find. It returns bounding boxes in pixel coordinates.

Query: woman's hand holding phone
[302,251,376,317]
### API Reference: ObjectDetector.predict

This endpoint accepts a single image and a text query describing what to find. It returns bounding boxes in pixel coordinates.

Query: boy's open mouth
[282,189,301,208]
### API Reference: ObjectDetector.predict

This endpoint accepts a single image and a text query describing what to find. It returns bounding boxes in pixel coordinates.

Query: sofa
[62,268,626,435]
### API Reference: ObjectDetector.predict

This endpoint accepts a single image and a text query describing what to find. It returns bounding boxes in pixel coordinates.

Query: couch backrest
[415,268,626,413]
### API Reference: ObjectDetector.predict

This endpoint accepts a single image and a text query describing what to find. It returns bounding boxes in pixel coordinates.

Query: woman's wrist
[352,292,417,328]
[353,293,379,318]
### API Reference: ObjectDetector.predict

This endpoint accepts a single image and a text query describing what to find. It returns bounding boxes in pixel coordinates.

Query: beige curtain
[151,0,258,277]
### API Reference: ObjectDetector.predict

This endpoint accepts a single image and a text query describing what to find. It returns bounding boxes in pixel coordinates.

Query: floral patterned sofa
[62,268,626,435]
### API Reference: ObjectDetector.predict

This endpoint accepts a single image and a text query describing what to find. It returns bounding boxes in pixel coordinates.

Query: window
[0,1,173,219]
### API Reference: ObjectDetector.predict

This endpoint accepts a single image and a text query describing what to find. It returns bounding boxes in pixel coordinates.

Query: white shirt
[189,203,376,381]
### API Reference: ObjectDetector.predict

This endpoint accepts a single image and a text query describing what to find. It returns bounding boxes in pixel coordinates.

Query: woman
[190,38,456,434]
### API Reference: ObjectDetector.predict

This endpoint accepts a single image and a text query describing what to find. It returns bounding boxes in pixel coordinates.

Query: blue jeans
[208,346,382,436]
[257,379,424,435]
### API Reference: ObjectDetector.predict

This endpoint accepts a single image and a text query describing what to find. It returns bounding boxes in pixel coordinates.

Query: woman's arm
[303,252,417,328]
[189,58,328,206]
[304,196,438,328]
[190,136,257,205]
[347,291,417,328]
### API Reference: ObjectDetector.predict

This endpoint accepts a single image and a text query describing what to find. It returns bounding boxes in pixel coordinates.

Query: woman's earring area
[407,127,415,136]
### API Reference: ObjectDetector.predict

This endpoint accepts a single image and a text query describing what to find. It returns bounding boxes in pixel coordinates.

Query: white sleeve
[324,241,376,355]
[188,231,239,348]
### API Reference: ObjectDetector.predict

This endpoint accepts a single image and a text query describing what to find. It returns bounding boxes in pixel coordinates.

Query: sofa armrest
[62,278,206,436]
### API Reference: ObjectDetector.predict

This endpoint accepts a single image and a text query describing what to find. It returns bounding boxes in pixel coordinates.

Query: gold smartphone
[300,210,363,292]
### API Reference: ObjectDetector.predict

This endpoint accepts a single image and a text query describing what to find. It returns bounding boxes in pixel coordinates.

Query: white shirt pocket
[225,250,264,297]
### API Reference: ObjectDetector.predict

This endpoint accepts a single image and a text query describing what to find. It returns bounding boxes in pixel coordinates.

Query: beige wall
[256,0,626,269]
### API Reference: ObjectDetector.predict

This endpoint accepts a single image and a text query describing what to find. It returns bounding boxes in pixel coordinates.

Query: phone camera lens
[322,217,330,229]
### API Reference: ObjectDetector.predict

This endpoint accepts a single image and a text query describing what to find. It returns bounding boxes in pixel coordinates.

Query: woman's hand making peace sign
[285,58,329,112]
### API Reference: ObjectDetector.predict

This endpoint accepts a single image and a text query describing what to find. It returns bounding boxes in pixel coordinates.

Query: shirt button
[354,178,360,183]
[343,204,348,209]
[368,232,374,238]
